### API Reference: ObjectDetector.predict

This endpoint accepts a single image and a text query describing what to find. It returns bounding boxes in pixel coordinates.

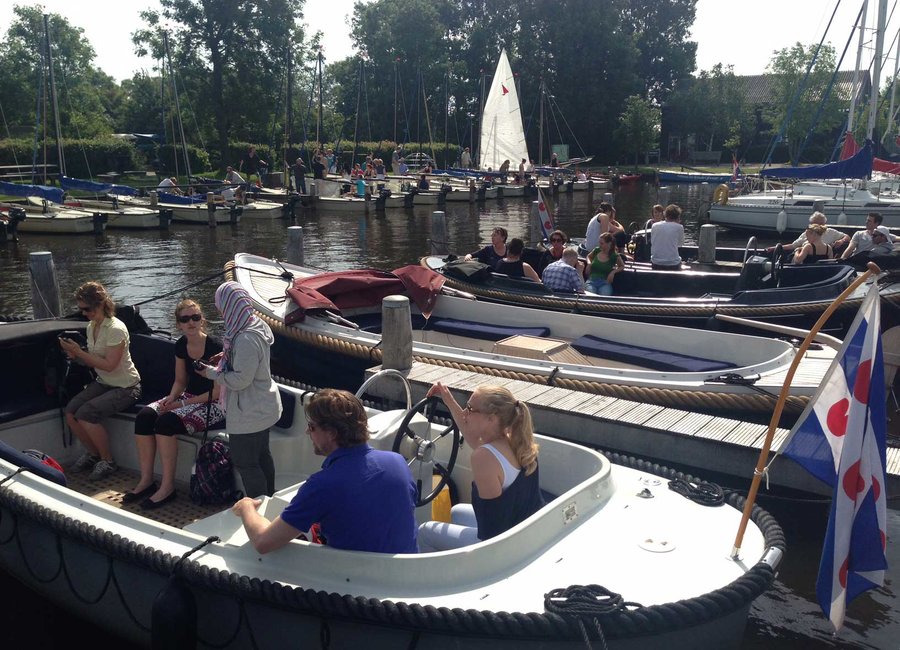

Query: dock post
[309,181,318,209]
[92,213,105,234]
[207,193,216,228]
[657,186,671,206]
[698,224,717,264]
[149,191,158,207]
[813,199,825,213]
[29,251,61,319]
[159,208,172,230]
[429,211,448,255]
[230,204,239,224]
[286,226,305,265]
[602,192,614,205]
[381,296,413,371]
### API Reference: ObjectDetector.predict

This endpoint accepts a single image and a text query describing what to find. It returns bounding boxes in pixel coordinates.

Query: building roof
[736,70,871,106]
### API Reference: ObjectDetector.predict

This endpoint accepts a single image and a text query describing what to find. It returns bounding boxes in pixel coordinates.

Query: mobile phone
[58,330,87,347]
[193,359,207,371]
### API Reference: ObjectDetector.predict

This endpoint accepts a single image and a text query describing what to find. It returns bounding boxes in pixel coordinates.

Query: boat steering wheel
[771,243,785,287]
[392,396,461,507]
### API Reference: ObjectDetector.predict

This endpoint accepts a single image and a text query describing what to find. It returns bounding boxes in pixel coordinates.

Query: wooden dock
[364,361,900,501]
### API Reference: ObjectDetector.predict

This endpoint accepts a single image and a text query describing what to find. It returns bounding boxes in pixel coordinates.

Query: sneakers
[70,452,100,473]
[88,459,118,481]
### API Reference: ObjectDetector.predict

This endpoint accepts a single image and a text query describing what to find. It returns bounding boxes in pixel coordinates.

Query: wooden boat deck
[363,361,900,501]
[66,467,220,529]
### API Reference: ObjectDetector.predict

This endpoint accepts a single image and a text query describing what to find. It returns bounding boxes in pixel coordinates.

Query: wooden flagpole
[731,261,882,559]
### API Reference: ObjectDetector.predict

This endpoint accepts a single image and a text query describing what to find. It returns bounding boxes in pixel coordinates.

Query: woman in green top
[586,232,625,295]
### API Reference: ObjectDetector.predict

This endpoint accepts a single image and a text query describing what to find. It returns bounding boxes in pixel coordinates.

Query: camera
[192,359,207,371]
[58,330,87,347]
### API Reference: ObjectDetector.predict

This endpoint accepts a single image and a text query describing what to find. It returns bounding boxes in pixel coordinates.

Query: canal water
[0,182,897,648]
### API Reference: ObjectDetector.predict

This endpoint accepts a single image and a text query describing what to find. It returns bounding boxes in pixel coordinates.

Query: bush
[0,137,145,179]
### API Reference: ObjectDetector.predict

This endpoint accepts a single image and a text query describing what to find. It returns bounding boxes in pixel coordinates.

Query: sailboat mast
[476,68,486,168]
[884,27,900,145]
[163,32,192,182]
[43,14,65,177]
[285,44,293,183]
[352,58,363,167]
[393,57,398,143]
[538,79,544,167]
[444,64,449,169]
[848,0,869,134]
[317,51,323,146]
[867,0,888,141]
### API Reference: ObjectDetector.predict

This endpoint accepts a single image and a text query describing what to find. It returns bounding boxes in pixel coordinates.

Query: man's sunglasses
[178,314,203,323]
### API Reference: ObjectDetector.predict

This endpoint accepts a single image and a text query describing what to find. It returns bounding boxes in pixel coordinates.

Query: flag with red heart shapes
[535,186,555,241]
[778,284,887,632]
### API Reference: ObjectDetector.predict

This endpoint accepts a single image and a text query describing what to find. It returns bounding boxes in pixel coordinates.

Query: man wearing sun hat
[870,225,896,255]
[841,213,888,259]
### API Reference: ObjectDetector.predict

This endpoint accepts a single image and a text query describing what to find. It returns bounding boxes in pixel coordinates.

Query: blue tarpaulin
[0,181,64,203]
[60,176,139,196]
[158,192,206,205]
[760,140,873,179]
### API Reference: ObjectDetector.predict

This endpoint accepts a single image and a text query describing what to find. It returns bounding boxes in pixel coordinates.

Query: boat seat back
[570,335,734,373]
[426,317,550,341]
[613,267,738,298]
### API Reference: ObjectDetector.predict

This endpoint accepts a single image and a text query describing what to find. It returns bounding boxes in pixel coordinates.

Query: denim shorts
[65,381,142,424]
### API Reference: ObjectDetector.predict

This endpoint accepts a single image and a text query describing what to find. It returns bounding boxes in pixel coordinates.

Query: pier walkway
[364,361,900,502]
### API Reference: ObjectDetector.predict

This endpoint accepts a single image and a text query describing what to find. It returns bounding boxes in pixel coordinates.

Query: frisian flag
[535,186,555,241]
[777,284,888,631]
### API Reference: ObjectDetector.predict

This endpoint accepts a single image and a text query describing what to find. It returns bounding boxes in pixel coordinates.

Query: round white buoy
[776,209,788,234]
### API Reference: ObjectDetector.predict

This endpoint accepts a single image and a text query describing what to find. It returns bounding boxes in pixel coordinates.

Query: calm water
[0,182,897,648]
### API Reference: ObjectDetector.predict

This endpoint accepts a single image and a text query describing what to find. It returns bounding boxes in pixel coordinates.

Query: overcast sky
[0,0,894,82]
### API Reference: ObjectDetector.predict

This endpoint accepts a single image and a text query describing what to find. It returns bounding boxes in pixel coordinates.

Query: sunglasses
[464,403,484,414]
[550,238,564,243]
[178,314,203,323]
[78,305,94,313]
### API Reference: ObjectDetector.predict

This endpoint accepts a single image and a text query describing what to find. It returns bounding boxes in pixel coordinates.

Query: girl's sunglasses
[178,314,202,323]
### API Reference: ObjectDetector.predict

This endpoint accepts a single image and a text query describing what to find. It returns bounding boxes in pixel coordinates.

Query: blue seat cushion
[427,317,550,341]
[0,440,67,486]
[570,335,734,373]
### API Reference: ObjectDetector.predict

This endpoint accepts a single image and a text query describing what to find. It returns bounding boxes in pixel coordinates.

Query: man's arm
[233,497,302,554]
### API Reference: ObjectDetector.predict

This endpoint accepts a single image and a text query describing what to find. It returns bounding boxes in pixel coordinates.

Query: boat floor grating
[66,468,224,529]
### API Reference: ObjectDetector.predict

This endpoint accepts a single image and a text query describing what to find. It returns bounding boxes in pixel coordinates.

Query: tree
[765,42,843,164]
[667,64,743,153]
[615,95,660,166]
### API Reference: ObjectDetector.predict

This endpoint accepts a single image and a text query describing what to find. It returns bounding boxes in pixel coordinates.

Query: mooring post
[813,199,825,213]
[603,192,614,205]
[92,213,105,234]
[29,251,61,319]
[657,186,671,206]
[698,224,717,264]
[429,211,448,255]
[381,296,413,371]
[149,191,158,207]
[159,208,172,230]
[206,193,216,227]
[287,226,305,265]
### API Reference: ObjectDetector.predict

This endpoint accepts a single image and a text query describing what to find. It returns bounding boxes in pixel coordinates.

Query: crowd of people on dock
[59,280,543,554]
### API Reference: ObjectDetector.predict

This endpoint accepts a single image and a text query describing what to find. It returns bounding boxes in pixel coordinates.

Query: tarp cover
[60,175,139,196]
[760,140,873,179]
[285,267,445,324]
[0,180,64,203]
[839,132,900,175]
[157,192,207,205]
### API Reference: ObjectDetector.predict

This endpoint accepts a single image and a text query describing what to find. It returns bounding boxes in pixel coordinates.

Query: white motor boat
[0,201,106,234]
[0,317,783,649]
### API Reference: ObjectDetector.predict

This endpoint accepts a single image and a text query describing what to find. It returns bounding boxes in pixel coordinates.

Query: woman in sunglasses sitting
[123,299,224,509]
[417,383,544,552]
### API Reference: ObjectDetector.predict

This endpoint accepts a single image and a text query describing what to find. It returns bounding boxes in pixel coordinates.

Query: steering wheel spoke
[392,396,461,507]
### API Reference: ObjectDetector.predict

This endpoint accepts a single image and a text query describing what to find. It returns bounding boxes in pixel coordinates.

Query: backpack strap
[201,389,213,446]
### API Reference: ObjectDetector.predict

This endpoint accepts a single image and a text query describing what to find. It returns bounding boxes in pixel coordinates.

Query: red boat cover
[840,132,900,175]
[285,266,445,324]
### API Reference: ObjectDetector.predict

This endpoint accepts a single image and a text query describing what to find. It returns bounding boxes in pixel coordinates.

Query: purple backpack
[190,440,242,505]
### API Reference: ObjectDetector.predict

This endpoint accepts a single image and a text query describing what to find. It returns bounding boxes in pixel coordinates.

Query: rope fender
[0,450,784,644]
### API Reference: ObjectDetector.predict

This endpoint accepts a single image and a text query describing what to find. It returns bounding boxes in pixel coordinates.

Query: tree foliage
[765,42,843,165]
[615,95,660,166]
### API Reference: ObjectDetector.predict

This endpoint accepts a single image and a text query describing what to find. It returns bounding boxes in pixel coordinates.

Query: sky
[0,0,896,82]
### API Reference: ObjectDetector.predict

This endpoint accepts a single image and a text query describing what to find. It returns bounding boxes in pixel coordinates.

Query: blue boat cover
[0,180,64,203]
[60,175,139,196]
[158,192,206,204]
[760,140,873,179]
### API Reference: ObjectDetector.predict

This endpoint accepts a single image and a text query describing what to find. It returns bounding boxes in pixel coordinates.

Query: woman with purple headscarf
[197,281,282,497]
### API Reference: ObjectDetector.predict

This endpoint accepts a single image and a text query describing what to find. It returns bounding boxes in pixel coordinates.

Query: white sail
[478,49,529,172]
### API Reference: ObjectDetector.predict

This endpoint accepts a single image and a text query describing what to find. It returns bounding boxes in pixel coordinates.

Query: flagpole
[731,261,882,559]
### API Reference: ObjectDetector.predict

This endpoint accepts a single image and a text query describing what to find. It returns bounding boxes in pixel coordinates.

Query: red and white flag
[535,186,555,241]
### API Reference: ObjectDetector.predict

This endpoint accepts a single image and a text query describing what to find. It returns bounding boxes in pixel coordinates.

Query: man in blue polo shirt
[232,389,418,554]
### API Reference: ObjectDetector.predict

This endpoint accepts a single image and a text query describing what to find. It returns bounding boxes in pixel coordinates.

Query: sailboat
[478,49,530,176]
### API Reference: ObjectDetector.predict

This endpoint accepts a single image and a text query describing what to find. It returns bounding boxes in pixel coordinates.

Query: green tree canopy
[615,95,660,166]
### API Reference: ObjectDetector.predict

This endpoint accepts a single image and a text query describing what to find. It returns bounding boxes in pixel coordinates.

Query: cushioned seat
[427,317,550,341]
[570,335,734,373]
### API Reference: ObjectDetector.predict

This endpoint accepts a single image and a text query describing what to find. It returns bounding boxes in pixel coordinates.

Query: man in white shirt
[460,147,472,169]
[224,166,245,185]
[157,176,181,195]
[841,213,886,259]
[650,204,684,270]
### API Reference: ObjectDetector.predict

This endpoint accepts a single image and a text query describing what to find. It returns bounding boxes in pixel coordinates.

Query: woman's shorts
[65,381,142,424]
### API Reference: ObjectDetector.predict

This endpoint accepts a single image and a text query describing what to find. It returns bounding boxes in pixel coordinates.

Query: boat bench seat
[426,317,550,341]
[0,395,61,426]
[348,313,550,341]
[570,335,735,373]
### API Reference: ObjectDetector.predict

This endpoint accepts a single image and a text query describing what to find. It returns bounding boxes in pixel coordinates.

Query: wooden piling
[207,192,216,227]
[287,226,305,265]
[429,211,448,255]
[381,296,413,371]
[698,224,717,264]
[28,251,61,319]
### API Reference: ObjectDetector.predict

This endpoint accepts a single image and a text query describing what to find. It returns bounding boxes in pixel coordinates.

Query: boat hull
[709,201,900,233]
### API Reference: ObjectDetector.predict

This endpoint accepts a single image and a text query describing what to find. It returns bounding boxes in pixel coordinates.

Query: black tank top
[494,259,525,277]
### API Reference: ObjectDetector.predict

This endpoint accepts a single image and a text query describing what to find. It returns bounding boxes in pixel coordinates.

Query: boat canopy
[0,180,64,203]
[760,140,873,179]
[60,176,139,196]
[286,266,445,324]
